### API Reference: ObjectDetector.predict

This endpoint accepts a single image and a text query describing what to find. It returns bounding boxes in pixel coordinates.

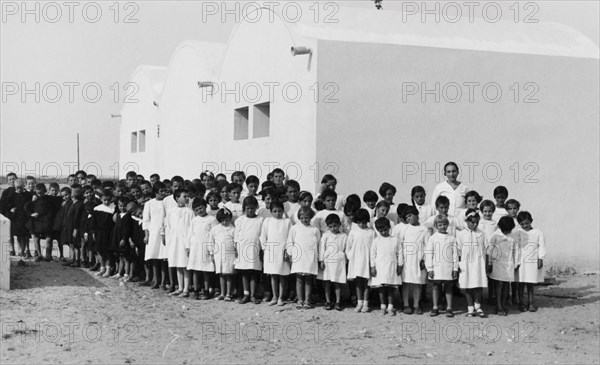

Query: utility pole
[77,133,80,171]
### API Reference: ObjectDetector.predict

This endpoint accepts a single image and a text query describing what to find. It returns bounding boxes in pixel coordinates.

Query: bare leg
[296,276,304,304]
[445,283,453,310]
[271,275,280,300]
[324,281,332,303]
[432,284,440,309]
[413,284,421,310]
[402,284,410,308]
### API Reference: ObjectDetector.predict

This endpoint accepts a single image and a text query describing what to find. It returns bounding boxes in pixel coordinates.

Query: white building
[120,5,599,267]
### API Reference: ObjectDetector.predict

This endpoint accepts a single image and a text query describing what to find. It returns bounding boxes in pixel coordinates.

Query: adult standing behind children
[430,162,469,218]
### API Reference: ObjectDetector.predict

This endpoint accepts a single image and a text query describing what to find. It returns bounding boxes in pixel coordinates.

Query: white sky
[1,0,598,179]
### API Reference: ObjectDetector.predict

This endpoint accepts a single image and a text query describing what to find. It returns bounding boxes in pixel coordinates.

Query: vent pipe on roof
[291,46,312,56]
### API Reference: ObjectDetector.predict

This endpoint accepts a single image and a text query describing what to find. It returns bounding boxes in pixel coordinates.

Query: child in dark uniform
[64,184,85,267]
[92,191,115,277]
[7,180,32,258]
[26,183,56,262]
[108,196,130,279]
[55,187,72,262]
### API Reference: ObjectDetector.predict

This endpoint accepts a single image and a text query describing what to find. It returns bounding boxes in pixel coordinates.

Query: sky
[1,0,598,179]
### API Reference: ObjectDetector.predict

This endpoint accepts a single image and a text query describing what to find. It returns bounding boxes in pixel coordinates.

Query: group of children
[0,163,546,317]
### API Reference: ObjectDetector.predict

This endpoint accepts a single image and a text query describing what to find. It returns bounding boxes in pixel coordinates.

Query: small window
[234,107,249,140]
[253,102,270,138]
[139,130,146,152]
[130,132,137,153]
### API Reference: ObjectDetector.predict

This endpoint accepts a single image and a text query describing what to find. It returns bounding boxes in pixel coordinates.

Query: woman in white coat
[430,162,469,218]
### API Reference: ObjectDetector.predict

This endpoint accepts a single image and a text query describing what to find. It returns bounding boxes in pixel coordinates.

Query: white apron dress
[260,217,292,275]
[346,228,376,280]
[186,215,217,272]
[456,228,488,288]
[318,231,347,283]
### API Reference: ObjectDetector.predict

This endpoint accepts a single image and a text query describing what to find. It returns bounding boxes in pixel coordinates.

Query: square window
[253,102,270,138]
[234,107,249,140]
[130,132,137,153]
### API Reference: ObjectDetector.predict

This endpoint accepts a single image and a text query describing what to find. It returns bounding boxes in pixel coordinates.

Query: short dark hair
[435,196,450,207]
[320,189,337,201]
[517,211,533,223]
[379,182,396,197]
[246,175,259,186]
[270,200,284,212]
[374,217,391,232]
[493,186,509,197]
[216,208,232,223]
[480,200,496,212]
[363,190,378,203]
[242,195,259,211]
[325,213,341,226]
[353,208,371,224]
[192,198,207,209]
[498,216,516,232]
[505,199,521,209]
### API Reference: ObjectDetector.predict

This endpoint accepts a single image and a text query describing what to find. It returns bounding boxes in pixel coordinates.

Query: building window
[234,107,249,140]
[253,102,270,138]
[131,132,137,153]
[139,130,146,152]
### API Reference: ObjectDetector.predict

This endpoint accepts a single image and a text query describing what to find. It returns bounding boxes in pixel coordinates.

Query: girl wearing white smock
[260,217,292,276]
[186,215,217,272]
[143,198,166,260]
[234,215,264,271]
[165,206,194,268]
[318,231,347,283]
[518,228,546,283]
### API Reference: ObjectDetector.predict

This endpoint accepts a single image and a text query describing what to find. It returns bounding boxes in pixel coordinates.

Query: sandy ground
[1,255,599,365]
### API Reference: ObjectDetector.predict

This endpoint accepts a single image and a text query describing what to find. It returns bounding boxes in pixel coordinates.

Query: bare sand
[1,257,599,364]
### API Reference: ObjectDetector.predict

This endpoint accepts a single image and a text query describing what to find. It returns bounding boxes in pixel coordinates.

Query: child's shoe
[102,269,112,278]
[238,295,251,304]
[324,302,333,311]
[430,308,440,317]
[387,304,396,316]
[268,298,278,306]
[354,300,363,313]
[445,309,454,318]
[380,305,387,315]
[110,273,122,280]
[95,267,106,276]
[414,307,423,315]
[122,274,131,282]
[334,303,342,312]
[403,307,413,315]
[529,305,538,312]
[277,299,285,306]
[361,301,370,313]
[476,308,487,318]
